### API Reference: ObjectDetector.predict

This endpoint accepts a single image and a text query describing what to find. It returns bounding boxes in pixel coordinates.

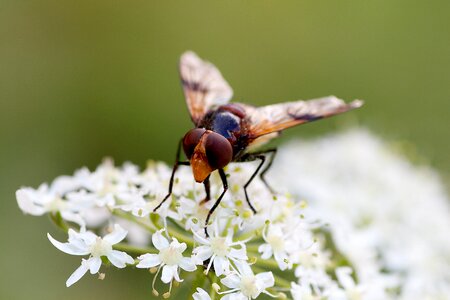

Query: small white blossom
[291,282,316,300]
[193,288,212,300]
[136,229,196,283]
[333,267,365,300]
[192,227,248,276]
[16,184,86,226]
[259,223,292,270]
[220,262,275,299]
[47,224,134,286]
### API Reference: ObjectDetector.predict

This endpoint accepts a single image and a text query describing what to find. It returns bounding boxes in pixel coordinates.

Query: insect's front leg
[204,169,228,237]
[199,175,211,205]
[153,138,189,212]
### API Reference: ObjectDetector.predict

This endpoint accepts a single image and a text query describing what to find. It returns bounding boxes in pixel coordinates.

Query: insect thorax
[198,106,250,159]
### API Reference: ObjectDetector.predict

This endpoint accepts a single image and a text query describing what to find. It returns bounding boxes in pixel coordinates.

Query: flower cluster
[16,129,450,299]
[273,129,450,300]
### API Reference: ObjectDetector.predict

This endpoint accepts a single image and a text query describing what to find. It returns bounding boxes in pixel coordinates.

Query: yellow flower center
[210,237,229,257]
[240,275,259,298]
[90,237,112,257]
[159,246,183,266]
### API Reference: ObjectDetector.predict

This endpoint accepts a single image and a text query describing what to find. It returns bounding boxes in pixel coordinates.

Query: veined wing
[179,51,233,125]
[242,96,363,144]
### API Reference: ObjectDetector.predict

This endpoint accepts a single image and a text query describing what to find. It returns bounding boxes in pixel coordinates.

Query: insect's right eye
[182,128,206,159]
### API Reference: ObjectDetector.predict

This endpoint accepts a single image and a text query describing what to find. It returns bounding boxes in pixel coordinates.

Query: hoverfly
[154,51,363,236]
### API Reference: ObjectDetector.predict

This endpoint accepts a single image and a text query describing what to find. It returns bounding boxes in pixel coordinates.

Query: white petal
[88,256,102,274]
[229,247,248,261]
[107,250,134,268]
[193,288,211,300]
[104,224,128,244]
[171,238,187,253]
[78,230,97,246]
[255,271,275,289]
[336,267,355,289]
[152,230,169,250]
[67,229,89,248]
[221,292,247,300]
[172,266,182,282]
[16,189,46,215]
[192,246,214,262]
[137,253,161,268]
[66,261,89,287]
[274,252,289,271]
[193,230,210,245]
[213,256,229,276]
[161,265,176,283]
[258,244,273,259]
[47,233,89,256]
[179,257,196,272]
[221,273,241,289]
[60,211,86,227]
[235,261,253,277]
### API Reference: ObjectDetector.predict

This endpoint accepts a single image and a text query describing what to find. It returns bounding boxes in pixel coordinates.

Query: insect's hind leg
[258,148,277,194]
[237,148,277,214]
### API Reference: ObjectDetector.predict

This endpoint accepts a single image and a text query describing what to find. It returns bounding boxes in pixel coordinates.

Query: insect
[154,51,363,236]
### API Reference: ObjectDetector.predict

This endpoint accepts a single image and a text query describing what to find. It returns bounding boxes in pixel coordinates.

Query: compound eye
[182,128,206,159]
[205,132,233,169]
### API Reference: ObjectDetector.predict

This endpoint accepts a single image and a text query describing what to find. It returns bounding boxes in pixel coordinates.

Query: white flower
[291,282,315,300]
[193,288,212,300]
[16,184,86,226]
[295,265,335,297]
[47,224,134,286]
[258,223,292,270]
[332,267,365,300]
[275,129,450,299]
[136,229,196,283]
[177,196,212,231]
[17,127,450,299]
[192,227,248,276]
[220,262,274,299]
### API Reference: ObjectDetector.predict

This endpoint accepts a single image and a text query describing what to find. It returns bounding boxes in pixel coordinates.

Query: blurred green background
[1,1,449,299]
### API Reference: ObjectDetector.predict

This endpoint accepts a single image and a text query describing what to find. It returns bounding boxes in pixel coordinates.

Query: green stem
[253,257,280,270]
[165,218,195,246]
[246,244,260,253]
[208,273,218,300]
[113,209,194,246]
[49,212,70,233]
[113,243,154,255]
[112,210,156,232]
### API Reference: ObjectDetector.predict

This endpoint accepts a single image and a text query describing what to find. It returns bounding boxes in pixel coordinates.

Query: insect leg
[237,148,277,213]
[200,175,211,205]
[258,148,277,194]
[153,138,189,212]
[204,169,228,237]
[242,155,265,214]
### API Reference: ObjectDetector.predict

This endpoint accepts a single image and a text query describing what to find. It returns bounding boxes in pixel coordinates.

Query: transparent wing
[179,51,233,125]
[242,96,363,143]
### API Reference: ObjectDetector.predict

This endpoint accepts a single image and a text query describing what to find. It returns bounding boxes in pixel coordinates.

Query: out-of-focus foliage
[1,1,449,299]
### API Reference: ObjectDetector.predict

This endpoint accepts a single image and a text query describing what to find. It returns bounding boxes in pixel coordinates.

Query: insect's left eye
[183,128,206,159]
[205,132,233,169]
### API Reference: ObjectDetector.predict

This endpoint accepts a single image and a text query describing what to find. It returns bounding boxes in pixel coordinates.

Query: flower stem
[49,212,70,233]
[113,243,154,256]
[112,210,156,232]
